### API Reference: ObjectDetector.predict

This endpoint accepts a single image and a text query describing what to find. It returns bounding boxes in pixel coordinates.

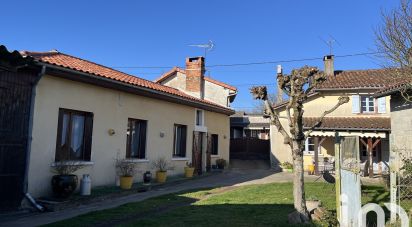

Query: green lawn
[45,182,398,227]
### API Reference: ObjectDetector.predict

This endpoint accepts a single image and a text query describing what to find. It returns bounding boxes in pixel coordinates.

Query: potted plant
[50,161,86,198]
[184,162,195,178]
[115,159,139,189]
[151,157,173,183]
[216,159,227,170]
[281,161,293,173]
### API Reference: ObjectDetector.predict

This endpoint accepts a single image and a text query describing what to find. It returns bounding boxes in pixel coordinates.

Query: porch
[303,132,390,178]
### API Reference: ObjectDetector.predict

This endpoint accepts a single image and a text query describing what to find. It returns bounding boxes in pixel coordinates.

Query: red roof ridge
[154,67,185,83]
[154,67,237,91]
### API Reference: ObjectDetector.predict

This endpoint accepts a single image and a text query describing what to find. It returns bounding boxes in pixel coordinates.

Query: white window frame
[194,109,207,132]
[360,96,375,113]
[195,109,204,126]
[304,137,315,155]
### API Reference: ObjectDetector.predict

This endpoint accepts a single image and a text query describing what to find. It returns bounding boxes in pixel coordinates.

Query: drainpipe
[22,65,46,210]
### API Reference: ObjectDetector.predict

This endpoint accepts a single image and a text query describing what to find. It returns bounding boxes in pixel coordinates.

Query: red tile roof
[317,69,405,90]
[303,117,390,131]
[374,79,412,97]
[20,50,233,113]
[155,67,237,91]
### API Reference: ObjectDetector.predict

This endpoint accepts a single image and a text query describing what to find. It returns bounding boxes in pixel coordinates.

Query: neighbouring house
[0,45,235,209]
[229,112,271,161]
[270,55,403,176]
[230,112,270,140]
[374,79,412,170]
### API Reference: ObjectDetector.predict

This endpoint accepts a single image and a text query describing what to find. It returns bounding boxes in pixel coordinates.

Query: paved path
[0,168,381,227]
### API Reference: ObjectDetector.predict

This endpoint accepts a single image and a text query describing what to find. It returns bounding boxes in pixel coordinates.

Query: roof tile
[20,51,232,112]
[304,117,390,131]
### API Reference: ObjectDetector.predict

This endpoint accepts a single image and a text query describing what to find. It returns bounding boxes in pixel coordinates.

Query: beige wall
[161,72,233,107]
[204,80,231,107]
[270,91,391,170]
[291,92,390,117]
[390,94,412,170]
[28,75,230,197]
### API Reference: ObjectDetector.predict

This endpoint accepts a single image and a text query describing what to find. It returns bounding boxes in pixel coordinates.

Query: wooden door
[206,133,212,172]
[192,131,203,175]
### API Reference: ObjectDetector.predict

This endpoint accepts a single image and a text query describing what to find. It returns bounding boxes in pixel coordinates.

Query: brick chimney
[323,55,334,76]
[185,56,205,98]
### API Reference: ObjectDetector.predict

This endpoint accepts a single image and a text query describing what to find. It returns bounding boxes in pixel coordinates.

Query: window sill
[172,157,189,161]
[194,125,208,132]
[123,159,149,163]
[211,155,220,158]
[303,153,323,156]
[51,161,94,167]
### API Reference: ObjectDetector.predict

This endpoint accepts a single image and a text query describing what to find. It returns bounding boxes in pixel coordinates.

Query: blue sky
[0,0,399,110]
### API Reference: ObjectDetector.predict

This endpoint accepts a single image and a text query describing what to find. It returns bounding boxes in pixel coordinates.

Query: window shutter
[84,113,94,161]
[139,121,147,159]
[378,97,386,113]
[352,95,360,113]
[181,126,187,157]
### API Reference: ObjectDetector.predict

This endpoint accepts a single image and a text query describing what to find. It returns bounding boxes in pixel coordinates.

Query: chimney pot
[323,55,334,76]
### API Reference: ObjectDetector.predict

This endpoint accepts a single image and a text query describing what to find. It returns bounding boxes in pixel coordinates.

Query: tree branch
[304,96,350,138]
[251,86,291,145]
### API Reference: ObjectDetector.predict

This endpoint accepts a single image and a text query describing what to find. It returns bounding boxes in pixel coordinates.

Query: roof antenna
[319,35,341,55]
[188,40,215,58]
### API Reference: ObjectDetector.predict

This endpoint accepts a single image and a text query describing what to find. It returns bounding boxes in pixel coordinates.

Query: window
[55,108,93,161]
[361,96,375,113]
[173,124,187,157]
[304,137,315,154]
[211,134,218,155]
[245,129,260,138]
[196,110,203,126]
[126,119,147,159]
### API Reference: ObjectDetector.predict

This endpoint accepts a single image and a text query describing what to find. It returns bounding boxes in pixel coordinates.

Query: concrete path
[0,168,380,227]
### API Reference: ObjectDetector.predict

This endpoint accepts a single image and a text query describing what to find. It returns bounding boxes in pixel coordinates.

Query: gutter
[40,63,235,115]
[302,127,390,132]
[23,65,46,195]
[314,88,383,91]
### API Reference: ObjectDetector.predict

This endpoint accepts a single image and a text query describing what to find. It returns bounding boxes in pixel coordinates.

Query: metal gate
[0,70,36,210]
[336,135,361,226]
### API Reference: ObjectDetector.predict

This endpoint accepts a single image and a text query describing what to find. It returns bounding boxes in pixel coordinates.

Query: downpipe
[24,193,44,212]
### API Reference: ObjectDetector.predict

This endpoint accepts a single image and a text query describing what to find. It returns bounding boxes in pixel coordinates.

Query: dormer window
[196,109,204,126]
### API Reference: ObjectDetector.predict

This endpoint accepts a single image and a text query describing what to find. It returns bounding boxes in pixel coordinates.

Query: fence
[230,138,270,160]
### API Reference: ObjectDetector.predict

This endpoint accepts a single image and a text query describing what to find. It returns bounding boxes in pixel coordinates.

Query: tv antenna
[188,40,215,58]
[319,35,341,55]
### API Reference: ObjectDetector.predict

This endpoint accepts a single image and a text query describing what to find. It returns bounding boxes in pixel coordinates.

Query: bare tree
[252,92,277,113]
[375,0,412,101]
[250,66,349,223]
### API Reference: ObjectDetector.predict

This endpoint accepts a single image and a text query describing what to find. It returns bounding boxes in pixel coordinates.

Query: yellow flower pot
[308,164,315,175]
[184,167,195,178]
[156,171,167,183]
[120,176,133,189]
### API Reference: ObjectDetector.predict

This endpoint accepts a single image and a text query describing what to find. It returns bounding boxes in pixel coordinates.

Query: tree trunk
[289,140,310,223]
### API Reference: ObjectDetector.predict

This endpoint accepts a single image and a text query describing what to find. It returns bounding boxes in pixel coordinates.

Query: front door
[192,131,204,175]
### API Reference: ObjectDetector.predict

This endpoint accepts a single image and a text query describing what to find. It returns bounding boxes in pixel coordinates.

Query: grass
[45,182,406,227]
